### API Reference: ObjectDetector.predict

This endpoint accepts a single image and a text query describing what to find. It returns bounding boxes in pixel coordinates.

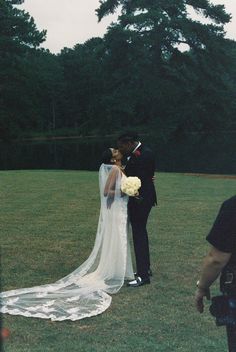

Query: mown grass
[0,170,235,352]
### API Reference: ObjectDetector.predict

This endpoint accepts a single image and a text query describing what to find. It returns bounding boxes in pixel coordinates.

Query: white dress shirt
[127,142,141,161]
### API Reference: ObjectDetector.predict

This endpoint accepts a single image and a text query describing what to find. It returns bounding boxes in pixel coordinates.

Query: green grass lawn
[0,170,235,352]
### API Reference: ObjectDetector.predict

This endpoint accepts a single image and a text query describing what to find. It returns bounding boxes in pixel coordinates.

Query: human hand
[195,287,211,313]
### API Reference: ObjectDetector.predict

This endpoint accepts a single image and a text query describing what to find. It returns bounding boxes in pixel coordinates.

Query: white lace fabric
[0,164,134,321]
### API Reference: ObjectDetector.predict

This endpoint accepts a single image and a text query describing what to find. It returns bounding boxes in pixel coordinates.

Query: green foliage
[0,0,46,139]
[96,0,120,22]
[59,38,107,133]
[0,0,46,50]
[93,0,235,138]
[0,0,235,142]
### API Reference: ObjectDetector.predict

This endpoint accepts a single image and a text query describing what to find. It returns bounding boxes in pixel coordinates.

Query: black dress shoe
[134,269,153,277]
[127,276,150,287]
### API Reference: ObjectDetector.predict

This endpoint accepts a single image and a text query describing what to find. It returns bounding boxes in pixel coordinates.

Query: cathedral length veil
[0,164,134,321]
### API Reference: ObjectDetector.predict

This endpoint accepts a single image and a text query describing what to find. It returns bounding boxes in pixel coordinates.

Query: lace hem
[0,294,112,321]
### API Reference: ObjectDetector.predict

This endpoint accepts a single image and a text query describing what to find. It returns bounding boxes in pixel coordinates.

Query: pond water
[0,134,235,174]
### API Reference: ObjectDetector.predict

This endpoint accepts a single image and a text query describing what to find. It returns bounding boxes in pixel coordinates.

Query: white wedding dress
[0,164,134,321]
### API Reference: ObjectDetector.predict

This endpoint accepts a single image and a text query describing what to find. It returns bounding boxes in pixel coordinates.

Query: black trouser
[128,199,153,279]
[227,325,236,352]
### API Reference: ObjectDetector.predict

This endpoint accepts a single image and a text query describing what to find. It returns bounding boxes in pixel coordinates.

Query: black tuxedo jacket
[124,144,157,206]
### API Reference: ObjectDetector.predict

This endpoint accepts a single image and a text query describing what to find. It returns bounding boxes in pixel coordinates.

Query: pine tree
[97,0,230,56]
[0,0,46,138]
[96,0,233,135]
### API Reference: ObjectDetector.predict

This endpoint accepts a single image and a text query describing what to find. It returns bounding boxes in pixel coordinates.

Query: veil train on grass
[0,164,134,321]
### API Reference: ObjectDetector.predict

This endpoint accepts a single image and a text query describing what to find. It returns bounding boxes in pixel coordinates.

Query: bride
[0,149,134,321]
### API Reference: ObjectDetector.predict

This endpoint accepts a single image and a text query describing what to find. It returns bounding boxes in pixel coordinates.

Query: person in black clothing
[117,132,157,287]
[195,195,236,311]
[195,195,236,351]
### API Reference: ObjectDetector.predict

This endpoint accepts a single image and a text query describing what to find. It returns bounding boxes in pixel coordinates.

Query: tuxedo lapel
[125,145,142,176]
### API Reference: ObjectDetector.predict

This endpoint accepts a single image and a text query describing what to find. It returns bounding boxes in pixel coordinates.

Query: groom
[117,132,157,287]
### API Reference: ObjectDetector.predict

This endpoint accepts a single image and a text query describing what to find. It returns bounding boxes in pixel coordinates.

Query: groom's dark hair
[117,132,139,144]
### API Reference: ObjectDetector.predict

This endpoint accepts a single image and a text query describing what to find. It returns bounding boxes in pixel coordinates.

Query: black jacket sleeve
[206,197,236,253]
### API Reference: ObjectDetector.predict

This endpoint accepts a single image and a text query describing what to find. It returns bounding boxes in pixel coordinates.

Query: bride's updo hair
[101,148,114,165]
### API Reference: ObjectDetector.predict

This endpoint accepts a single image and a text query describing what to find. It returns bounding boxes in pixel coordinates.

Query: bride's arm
[104,166,119,197]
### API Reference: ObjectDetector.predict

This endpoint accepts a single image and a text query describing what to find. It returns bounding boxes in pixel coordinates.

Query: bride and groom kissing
[103,132,157,287]
[0,132,157,321]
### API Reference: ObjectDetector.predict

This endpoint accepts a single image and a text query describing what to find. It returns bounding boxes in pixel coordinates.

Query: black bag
[210,295,236,326]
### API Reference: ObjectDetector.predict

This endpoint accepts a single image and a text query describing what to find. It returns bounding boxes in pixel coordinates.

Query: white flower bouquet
[121,176,141,197]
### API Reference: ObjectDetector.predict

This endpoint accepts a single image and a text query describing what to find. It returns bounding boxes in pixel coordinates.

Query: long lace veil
[0,164,134,321]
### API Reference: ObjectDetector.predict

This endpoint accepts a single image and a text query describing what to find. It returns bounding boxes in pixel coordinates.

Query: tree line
[0,0,236,141]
